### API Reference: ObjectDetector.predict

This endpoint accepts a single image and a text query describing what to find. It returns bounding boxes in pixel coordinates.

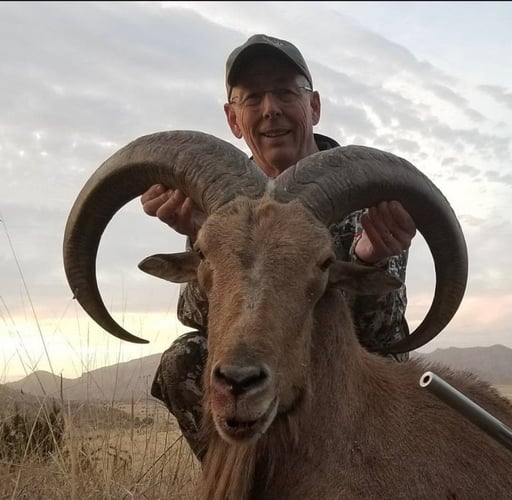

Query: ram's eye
[319,256,335,272]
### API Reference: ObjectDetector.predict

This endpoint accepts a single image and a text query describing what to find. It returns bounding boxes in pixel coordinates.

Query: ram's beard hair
[200,388,308,500]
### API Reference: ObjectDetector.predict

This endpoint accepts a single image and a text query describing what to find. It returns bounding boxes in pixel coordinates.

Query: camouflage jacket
[177,134,409,361]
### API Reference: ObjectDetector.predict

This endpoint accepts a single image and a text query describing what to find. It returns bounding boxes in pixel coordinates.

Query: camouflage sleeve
[330,211,410,362]
[176,237,209,331]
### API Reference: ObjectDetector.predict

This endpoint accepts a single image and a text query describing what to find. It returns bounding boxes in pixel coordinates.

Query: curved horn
[63,130,268,344]
[274,145,468,354]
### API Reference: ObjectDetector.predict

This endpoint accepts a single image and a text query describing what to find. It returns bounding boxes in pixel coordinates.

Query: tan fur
[159,196,512,499]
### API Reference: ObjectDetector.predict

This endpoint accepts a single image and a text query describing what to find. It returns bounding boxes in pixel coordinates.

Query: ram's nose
[212,362,270,397]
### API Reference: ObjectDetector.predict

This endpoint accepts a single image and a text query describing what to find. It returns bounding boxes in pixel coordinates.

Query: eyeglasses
[229,85,313,109]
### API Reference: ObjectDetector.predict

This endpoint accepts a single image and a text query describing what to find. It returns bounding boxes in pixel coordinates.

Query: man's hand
[141,184,206,238]
[354,201,416,264]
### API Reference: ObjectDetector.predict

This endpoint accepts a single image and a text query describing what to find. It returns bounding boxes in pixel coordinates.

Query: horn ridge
[274,144,468,353]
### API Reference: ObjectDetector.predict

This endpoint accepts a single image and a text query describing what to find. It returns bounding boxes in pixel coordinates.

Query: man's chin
[263,150,299,173]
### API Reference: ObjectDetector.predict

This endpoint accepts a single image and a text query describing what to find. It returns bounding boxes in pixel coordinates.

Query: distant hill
[6,345,512,403]
[415,344,512,385]
[0,383,55,415]
[5,353,162,403]
[0,381,141,431]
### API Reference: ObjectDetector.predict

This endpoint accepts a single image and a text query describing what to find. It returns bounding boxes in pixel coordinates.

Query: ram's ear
[328,260,402,295]
[138,252,200,283]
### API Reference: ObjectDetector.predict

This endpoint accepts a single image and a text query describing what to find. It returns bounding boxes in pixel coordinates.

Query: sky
[1,1,511,383]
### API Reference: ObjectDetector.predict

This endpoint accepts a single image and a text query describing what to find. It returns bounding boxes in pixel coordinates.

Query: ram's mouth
[215,397,278,442]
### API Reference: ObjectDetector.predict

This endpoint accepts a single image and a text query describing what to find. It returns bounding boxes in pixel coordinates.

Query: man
[141,34,416,460]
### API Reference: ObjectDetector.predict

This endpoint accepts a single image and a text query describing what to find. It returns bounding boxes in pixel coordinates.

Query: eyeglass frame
[228,84,313,109]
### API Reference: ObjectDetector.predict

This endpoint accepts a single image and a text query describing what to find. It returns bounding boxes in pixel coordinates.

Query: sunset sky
[1,1,511,382]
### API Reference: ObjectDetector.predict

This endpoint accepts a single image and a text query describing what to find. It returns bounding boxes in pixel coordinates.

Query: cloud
[478,84,512,110]
[1,2,512,380]
[426,83,468,108]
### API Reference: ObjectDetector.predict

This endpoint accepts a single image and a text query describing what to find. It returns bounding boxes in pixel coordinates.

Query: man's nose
[261,91,282,117]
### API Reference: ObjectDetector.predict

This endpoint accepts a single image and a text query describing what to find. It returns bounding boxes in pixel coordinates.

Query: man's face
[224,56,321,178]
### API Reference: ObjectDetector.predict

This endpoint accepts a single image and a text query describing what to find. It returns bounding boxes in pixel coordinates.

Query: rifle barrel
[420,371,512,453]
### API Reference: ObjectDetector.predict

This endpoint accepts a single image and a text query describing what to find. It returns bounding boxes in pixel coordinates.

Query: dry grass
[1,384,510,500]
[0,400,200,499]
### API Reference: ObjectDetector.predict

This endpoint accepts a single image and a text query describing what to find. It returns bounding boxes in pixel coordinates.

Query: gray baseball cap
[225,34,313,98]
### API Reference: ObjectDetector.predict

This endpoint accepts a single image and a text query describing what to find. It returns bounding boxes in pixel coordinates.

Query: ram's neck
[251,288,371,497]
[310,286,368,403]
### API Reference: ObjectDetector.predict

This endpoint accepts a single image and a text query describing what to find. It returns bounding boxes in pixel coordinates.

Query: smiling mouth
[261,130,289,138]
[217,397,278,442]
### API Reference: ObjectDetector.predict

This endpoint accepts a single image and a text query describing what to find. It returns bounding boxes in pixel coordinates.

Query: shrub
[0,402,64,461]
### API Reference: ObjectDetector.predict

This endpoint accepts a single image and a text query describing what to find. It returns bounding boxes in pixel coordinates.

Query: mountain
[0,382,54,414]
[415,344,512,385]
[6,345,512,403]
[5,353,162,403]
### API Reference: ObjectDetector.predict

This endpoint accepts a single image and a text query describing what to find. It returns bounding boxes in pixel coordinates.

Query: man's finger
[389,201,416,236]
[142,192,173,217]
[140,184,166,204]
[376,202,409,246]
[360,212,396,255]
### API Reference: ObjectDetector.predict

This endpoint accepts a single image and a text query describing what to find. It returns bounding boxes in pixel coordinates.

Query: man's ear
[310,91,321,126]
[224,103,243,138]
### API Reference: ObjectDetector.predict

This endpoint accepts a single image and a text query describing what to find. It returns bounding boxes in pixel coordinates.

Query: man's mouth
[261,129,289,138]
